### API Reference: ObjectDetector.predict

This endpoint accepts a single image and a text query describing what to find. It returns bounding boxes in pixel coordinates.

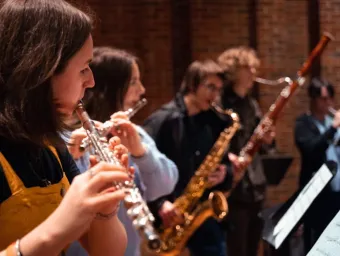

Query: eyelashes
[81,67,90,75]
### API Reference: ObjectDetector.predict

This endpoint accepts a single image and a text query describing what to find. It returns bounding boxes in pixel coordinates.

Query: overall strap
[0,152,25,195]
[48,146,64,172]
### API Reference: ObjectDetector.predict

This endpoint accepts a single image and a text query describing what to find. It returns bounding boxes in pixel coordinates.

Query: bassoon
[226,32,334,195]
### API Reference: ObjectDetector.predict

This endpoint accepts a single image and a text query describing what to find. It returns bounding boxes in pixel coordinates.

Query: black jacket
[295,113,337,187]
[294,113,340,230]
[143,93,233,223]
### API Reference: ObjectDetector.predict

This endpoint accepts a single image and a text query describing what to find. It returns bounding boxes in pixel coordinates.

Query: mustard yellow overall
[0,146,70,250]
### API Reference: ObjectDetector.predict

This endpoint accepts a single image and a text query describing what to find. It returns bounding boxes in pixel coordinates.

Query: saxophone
[154,104,240,256]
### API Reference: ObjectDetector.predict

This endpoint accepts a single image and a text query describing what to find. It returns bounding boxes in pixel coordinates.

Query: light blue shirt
[132,125,179,201]
[312,115,340,191]
[65,125,179,256]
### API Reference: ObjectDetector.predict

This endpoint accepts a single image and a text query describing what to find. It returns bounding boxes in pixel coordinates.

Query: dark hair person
[143,59,233,256]
[0,1,129,255]
[295,77,340,253]
[217,46,275,256]
[85,47,139,122]
[66,46,179,256]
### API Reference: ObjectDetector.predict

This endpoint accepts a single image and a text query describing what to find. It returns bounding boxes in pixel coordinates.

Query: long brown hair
[0,0,93,147]
[84,47,138,122]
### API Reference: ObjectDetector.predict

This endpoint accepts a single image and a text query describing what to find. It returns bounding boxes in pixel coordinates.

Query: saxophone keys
[175,225,182,231]
[175,225,184,237]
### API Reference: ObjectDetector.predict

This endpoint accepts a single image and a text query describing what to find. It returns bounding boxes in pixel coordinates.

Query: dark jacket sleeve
[143,109,168,142]
[211,160,233,191]
[295,115,337,185]
[294,116,337,156]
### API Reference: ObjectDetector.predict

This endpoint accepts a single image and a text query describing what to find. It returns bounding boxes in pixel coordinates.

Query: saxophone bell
[209,191,228,220]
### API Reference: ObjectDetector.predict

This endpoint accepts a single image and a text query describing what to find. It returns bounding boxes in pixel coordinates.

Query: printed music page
[263,164,334,249]
[307,210,340,256]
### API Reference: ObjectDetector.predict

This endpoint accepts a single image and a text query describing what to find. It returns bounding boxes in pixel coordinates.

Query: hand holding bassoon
[240,32,334,164]
[229,32,334,191]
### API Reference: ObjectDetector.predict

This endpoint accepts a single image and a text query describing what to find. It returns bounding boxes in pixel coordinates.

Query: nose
[139,81,146,95]
[85,68,95,89]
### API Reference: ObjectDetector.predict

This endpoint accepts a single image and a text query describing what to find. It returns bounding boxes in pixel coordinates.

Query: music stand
[261,161,337,250]
[261,154,293,185]
[307,209,340,255]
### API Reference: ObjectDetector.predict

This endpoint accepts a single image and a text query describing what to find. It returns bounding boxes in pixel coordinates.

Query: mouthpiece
[75,101,95,132]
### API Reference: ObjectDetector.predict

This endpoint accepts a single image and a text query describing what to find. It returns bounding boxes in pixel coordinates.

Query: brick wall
[82,0,338,234]
[256,0,309,206]
[320,0,340,107]
[190,0,250,60]
[84,0,174,123]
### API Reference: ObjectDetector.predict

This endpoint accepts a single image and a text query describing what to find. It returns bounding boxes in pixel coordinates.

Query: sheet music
[271,164,333,249]
[307,210,340,256]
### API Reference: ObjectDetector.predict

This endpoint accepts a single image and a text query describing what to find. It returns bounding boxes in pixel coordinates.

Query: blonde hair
[217,46,260,82]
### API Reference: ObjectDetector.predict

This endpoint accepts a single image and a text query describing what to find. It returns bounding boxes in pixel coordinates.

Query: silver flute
[75,101,161,251]
[328,107,339,146]
[329,107,337,116]
[80,98,147,151]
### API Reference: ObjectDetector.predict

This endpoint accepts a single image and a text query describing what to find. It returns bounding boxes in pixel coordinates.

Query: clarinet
[226,32,334,194]
[75,101,161,251]
[80,98,147,151]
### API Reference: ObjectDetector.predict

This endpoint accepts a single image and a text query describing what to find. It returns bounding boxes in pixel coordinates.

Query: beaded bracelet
[95,204,120,220]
